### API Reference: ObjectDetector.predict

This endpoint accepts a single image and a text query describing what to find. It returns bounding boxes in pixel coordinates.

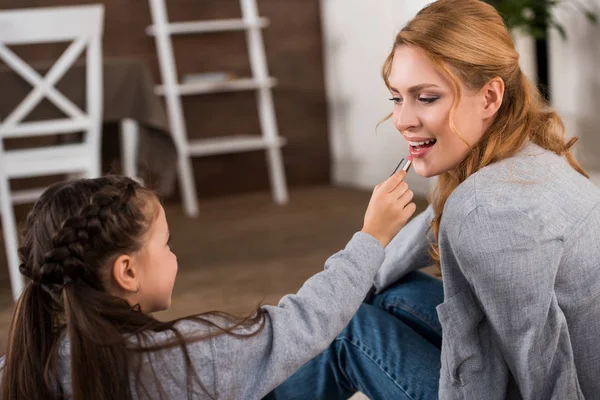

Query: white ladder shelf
[147,0,289,217]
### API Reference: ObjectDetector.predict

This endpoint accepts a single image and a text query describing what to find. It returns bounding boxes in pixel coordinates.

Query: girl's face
[388,45,494,177]
[133,204,178,313]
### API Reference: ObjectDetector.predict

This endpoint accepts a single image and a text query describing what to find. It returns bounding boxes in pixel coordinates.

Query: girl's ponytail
[63,285,131,400]
[1,282,60,400]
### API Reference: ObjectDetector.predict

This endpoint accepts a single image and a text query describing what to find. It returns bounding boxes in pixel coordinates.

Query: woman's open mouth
[408,138,437,158]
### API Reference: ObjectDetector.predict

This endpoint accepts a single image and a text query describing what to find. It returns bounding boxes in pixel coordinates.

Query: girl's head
[3,176,184,400]
[382,0,587,262]
[4,176,262,400]
[18,175,177,313]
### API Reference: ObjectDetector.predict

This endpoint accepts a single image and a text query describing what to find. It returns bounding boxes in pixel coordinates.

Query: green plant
[484,0,597,39]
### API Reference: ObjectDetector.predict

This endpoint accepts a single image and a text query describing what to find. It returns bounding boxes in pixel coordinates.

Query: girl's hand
[361,170,416,247]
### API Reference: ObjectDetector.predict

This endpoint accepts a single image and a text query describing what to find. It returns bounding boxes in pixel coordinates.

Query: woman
[267,0,600,399]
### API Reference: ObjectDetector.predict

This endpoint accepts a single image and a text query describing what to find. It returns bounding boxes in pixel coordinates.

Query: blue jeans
[265,271,443,400]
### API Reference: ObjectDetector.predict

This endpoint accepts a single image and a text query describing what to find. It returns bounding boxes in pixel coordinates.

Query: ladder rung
[187,135,285,157]
[146,17,269,36]
[155,77,276,96]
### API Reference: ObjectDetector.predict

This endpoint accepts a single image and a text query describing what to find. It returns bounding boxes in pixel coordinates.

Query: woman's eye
[389,97,402,105]
[419,96,438,104]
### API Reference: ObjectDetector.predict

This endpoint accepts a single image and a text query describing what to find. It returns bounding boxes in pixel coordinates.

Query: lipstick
[390,155,413,176]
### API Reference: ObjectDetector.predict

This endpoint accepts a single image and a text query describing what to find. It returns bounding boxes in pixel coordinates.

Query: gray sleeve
[373,205,434,293]
[211,232,384,399]
[451,206,581,399]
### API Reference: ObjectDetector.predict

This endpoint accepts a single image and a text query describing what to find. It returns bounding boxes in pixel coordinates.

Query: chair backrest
[0,5,104,142]
[0,5,104,45]
[0,5,105,301]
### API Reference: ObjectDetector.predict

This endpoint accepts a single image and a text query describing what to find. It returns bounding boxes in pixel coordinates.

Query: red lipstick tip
[406,154,414,162]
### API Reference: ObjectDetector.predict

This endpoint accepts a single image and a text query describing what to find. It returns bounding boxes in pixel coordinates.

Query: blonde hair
[382,0,588,265]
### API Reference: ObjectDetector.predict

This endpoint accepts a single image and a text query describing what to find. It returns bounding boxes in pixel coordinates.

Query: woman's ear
[482,76,504,120]
[112,254,139,294]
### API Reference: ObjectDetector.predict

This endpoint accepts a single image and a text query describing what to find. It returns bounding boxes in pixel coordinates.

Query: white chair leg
[0,176,25,300]
[120,118,142,183]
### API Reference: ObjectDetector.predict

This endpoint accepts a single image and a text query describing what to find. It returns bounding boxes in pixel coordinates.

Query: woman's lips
[408,141,435,158]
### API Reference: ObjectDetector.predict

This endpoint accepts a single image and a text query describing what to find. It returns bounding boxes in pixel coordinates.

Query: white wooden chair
[0,5,104,300]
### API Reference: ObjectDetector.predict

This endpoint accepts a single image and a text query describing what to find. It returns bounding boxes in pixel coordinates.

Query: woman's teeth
[408,139,436,148]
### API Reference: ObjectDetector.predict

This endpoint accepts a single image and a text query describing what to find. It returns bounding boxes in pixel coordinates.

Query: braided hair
[19,178,145,294]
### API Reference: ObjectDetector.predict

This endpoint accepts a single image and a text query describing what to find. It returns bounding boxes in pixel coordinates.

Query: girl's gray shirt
[53,232,384,399]
[375,141,600,399]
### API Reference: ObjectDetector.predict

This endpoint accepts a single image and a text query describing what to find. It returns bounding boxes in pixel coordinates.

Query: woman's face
[388,45,492,177]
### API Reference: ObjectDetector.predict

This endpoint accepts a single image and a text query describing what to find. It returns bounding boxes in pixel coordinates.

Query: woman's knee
[369,271,443,340]
[371,271,443,311]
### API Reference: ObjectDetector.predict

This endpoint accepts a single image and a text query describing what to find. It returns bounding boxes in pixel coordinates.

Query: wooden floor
[0,185,429,398]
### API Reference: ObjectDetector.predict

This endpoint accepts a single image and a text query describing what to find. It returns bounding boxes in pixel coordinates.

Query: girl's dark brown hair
[381,0,588,265]
[1,176,264,400]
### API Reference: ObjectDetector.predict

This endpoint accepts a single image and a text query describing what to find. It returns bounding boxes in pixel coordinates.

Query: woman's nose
[394,103,420,133]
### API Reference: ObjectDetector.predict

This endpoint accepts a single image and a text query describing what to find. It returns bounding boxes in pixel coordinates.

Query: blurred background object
[147,0,288,217]
[484,0,598,101]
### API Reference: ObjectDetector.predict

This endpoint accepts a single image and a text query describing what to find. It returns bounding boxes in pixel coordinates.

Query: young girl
[0,171,416,399]
[268,0,600,399]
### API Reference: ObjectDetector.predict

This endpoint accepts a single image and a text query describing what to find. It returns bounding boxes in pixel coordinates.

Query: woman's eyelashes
[419,96,439,104]
[389,96,402,105]
[388,95,440,105]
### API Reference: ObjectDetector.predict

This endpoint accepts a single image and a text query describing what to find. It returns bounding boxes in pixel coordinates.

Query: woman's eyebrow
[390,83,440,94]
